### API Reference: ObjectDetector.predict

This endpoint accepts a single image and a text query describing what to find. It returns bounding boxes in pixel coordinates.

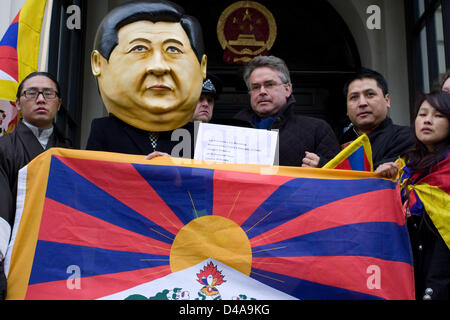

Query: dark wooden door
[186,1,361,133]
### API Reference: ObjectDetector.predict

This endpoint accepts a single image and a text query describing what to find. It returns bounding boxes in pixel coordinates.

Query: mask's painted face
[92,20,207,131]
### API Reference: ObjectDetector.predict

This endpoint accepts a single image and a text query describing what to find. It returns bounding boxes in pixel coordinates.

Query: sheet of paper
[194,123,278,165]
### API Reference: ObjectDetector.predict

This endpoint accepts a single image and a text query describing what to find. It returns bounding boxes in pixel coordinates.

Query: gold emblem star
[243,9,252,22]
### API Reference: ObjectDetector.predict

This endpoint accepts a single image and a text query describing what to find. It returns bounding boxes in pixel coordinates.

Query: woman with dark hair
[377,90,450,300]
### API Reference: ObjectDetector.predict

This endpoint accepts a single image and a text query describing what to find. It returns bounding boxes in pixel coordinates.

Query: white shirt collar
[22,120,54,149]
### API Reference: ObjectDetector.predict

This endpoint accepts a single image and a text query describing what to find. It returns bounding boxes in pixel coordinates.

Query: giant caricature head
[91,0,207,131]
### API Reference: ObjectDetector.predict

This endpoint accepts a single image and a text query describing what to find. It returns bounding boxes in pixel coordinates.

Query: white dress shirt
[22,120,54,149]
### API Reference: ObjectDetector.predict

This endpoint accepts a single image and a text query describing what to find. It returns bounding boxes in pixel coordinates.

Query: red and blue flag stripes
[0,12,20,82]
[5,149,414,300]
[399,150,450,249]
[333,144,372,171]
[0,0,48,135]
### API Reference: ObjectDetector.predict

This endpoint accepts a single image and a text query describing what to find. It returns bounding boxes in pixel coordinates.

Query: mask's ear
[200,54,207,80]
[91,50,104,77]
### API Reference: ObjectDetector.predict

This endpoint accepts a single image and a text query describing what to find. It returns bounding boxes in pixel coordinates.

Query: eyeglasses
[249,81,287,93]
[22,88,59,100]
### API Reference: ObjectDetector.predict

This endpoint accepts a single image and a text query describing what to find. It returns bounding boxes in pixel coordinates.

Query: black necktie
[149,132,159,150]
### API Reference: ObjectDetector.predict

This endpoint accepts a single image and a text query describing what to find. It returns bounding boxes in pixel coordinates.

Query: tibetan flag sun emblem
[5,149,414,300]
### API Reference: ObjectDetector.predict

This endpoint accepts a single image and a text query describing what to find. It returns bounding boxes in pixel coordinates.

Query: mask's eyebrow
[129,38,151,45]
[128,38,186,51]
[163,38,185,47]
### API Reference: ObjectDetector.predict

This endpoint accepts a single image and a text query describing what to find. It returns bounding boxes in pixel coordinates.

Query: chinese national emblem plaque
[217,1,277,65]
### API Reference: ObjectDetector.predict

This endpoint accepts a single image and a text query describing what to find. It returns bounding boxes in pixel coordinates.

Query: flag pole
[39,0,52,71]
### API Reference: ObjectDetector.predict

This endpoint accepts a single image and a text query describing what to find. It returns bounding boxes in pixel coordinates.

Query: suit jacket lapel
[46,133,58,150]
[121,121,153,154]
[16,121,44,160]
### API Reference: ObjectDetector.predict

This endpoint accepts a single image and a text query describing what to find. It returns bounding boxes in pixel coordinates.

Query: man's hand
[145,151,170,160]
[375,162,399,179]
[301,152,320,168]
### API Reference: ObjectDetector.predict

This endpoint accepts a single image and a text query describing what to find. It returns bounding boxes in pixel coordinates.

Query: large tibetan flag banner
[323,134,373,172]
[5,148,414,300]
[0,0,47,135]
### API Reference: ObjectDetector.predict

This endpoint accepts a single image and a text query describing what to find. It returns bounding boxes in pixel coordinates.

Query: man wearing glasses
[0,72,70,299]
[232,55,340,167]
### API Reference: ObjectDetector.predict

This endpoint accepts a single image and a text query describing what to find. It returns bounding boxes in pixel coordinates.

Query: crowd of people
[0,0,449,301]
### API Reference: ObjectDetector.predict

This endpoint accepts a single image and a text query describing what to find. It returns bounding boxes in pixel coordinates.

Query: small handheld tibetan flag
[323,134,373,172]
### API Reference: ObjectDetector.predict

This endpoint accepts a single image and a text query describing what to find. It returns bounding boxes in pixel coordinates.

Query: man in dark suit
[0,72,70,299]
[232,55,340,167]
[86,0,206,158]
